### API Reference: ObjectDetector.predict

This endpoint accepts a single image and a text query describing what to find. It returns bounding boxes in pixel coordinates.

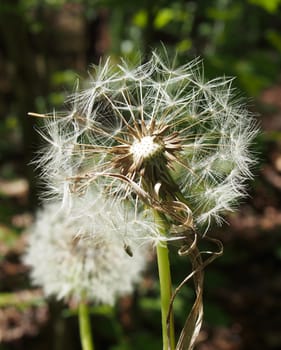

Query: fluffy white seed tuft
[35,51,258,231]
[24,193,153,304]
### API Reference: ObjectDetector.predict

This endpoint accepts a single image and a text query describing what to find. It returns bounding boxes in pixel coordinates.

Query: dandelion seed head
[36,51,258,232]
[24,198,150,304]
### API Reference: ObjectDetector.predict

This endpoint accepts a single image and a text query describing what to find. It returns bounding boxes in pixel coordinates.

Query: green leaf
[154,8,174,29]
[139,297,161,311]
[51,70,77,86]
[0,291,46,309]
[266,30,281,52]
[133,10,148,28]
[206,5,241,21]
[248,0,281,13]
[0,224,18,247]
[176,39,192,53]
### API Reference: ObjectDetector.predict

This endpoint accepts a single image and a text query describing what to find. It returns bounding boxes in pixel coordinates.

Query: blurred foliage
[1,0,281,349]
[77,0,281,96]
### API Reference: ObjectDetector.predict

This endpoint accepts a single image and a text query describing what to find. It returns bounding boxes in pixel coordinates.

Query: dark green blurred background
[1,1,281,349]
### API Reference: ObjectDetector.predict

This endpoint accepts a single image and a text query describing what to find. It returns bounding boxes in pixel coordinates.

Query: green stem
[155,212,176,350]
[78,302,94,350]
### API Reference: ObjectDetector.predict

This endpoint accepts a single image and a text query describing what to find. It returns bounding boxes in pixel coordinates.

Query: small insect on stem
[124,243,133,257]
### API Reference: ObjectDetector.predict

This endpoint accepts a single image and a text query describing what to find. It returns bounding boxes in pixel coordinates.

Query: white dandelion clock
[24,197,149,305]
[35,52,257,232]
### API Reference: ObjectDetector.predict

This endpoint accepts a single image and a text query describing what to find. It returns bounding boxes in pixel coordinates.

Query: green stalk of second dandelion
[78,301,95,350]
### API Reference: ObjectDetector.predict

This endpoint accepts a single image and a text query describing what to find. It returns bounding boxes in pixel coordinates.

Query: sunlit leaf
[154,8,174,29]
[248,0,281,13]
[133,10,148,28]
